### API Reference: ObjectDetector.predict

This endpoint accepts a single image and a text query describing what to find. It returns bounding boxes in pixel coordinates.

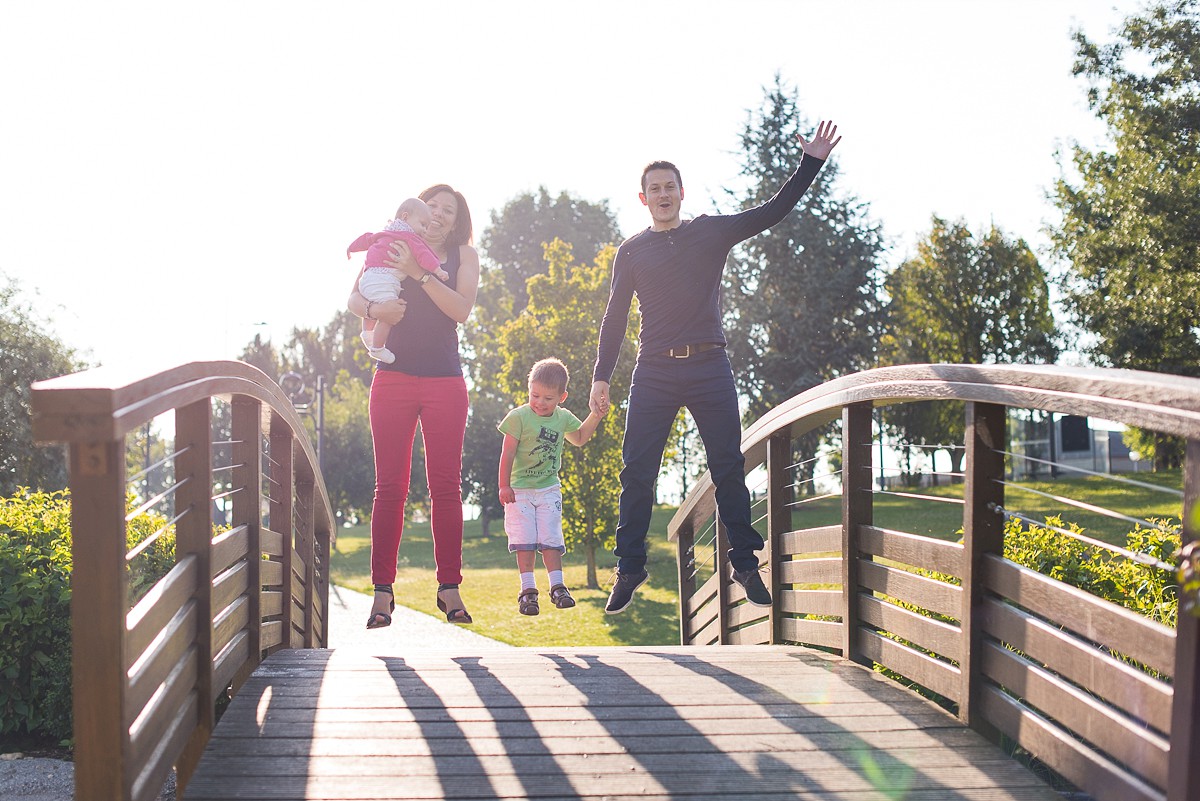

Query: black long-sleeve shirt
[592,154,826,383]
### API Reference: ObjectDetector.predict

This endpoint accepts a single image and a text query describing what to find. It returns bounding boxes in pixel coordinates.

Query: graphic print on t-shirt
[527,425,561,474]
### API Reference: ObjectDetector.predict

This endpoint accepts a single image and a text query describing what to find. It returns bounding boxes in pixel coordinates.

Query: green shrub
[0,489,73,744]
[0,488,178,745]
[1003,515,1180,626]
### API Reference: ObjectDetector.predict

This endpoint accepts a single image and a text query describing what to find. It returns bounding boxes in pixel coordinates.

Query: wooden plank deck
[187,646,1061,800]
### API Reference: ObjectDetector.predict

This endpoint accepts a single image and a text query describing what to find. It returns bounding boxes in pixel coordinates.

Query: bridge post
[174,398,215,793]
[674,518,698,645]
[296,476,316,648]
[67,439,129,801]
[841,402,873,664]
[766,431,792,644]
[1168,438,1199,801]
[716,511,730,644]
[269,416,294,650]
[230,395,263,689]
[961,401,1006,733]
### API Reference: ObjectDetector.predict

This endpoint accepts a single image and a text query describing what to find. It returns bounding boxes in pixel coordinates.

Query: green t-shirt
[498,405,583,489]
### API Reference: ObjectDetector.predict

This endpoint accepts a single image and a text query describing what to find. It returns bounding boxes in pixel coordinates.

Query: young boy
[347,197,449,364]
[498,357,605,615]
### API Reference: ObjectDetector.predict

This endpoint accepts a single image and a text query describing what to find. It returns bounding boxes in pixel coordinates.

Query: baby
[347,197,448,363]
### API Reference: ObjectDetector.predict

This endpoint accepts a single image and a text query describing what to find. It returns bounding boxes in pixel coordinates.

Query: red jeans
[369,370,468,586]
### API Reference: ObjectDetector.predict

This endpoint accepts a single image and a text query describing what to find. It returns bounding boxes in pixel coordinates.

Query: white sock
[548,569,564,588]
[520,572,537,592]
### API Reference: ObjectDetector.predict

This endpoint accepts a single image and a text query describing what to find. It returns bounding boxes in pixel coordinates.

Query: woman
[348,184,479,628]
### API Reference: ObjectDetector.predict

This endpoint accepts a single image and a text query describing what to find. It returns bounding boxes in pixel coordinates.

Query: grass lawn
[784,469,1184,545]
[330,506,682,647]
[331,470,1183,647]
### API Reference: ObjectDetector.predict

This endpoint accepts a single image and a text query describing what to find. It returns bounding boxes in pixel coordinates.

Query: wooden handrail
[31,360,335,801]
[668,363,1200,801]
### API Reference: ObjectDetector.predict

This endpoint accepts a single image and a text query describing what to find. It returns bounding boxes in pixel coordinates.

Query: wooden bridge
[31,361,1200,801]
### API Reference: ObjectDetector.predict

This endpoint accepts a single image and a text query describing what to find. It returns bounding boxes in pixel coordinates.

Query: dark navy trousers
[614,347,764,574]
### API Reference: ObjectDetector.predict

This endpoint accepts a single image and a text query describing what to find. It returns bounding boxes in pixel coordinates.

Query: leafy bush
[0,488,177,745]
[0,489,73,743]
[1002,515,1180,627]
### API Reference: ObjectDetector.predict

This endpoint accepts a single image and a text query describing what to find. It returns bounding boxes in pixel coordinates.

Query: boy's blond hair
[528,358,569,393]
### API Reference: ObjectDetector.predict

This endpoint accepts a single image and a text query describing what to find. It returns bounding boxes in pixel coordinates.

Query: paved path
[325,584,511,651]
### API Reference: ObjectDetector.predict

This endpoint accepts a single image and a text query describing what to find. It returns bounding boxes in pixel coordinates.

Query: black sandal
[549,584,575,609]
[436,583,473,624]
[518,588,540,616]
[366,583,394,629]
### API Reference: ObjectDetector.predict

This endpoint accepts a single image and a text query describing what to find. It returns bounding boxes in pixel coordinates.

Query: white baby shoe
[367,346,395,364]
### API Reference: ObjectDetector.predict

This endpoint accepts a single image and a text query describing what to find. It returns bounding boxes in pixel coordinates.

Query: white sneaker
[367,346,395,364]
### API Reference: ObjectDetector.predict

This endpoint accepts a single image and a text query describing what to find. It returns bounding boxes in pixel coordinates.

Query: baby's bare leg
[372,320,393,349]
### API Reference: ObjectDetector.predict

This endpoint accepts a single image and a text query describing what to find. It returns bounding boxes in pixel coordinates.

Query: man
[590,120,842,614]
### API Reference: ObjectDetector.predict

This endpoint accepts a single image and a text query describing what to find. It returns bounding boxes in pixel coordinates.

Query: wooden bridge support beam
[961,401,1006,733]
[766,431,792,645]
[174,399,215,795]
[68,439,129,801]
[674,519,698,645]
[269,417,294,652]
[1168,439,1200,801]
[716,512,730,644]
[841,402,873,665]
[230,396,263,691]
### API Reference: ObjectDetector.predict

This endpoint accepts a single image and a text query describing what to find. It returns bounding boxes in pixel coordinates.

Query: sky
[1,0,1140,374]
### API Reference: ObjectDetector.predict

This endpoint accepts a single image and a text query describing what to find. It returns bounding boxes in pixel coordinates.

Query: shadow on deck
[187,645,1059,801]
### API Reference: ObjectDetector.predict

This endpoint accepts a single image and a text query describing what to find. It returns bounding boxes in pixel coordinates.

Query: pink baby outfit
[347,219,441,274]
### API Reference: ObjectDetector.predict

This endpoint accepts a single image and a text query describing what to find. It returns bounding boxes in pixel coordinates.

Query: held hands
[589,380,611,417]
[797,120,842,160]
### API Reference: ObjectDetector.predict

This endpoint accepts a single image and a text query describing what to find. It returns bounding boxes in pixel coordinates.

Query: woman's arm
[385,242,480,325]
[347,275,407,326]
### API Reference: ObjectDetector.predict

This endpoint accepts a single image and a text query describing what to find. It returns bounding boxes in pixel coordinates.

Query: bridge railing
[31,360,335,801]
[668,364,1199,801]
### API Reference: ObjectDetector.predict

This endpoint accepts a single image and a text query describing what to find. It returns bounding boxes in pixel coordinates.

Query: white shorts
[358,268,404,302]
[504,484,566,553]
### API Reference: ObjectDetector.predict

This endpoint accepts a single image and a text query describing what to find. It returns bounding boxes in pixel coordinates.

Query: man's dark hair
[641,161,682,194]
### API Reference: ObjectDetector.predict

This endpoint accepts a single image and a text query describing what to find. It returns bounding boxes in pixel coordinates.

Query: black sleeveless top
[377,245,464,377]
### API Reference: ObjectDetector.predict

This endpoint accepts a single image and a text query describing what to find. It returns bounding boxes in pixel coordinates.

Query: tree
[722,75,885,490]
[495,240,637,588]
[237,310,398,521]
[461,190,622,535]
[1050,1,1200,379]
[881,217,1059,475]
[0,276,86,495]
[1049,0,1200,471]
[480,188,623,310]
[317,370,376,524]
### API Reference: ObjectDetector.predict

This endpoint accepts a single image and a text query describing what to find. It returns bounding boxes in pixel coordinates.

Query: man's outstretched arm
[797,119,841,160]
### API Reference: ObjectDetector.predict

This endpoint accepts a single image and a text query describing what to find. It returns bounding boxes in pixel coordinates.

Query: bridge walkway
[186,645,1059,801]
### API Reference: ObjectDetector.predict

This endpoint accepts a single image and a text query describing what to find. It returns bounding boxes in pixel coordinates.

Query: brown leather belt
[662,343,721,359]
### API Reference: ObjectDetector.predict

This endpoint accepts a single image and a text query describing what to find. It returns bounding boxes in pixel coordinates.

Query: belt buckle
[670,345,691,359]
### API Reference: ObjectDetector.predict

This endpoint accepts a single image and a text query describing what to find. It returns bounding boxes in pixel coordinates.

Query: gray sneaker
[731,566,772,607]
[605,570,649,614]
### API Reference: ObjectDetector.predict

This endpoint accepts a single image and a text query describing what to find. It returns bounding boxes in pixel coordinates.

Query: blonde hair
[528,357,569,393]
[395,197,430,220]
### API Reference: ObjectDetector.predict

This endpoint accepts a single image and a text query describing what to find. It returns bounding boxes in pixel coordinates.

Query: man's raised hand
[798,120,842,160]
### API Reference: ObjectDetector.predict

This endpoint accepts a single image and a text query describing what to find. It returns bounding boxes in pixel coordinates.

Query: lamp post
[280,371,325,470]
